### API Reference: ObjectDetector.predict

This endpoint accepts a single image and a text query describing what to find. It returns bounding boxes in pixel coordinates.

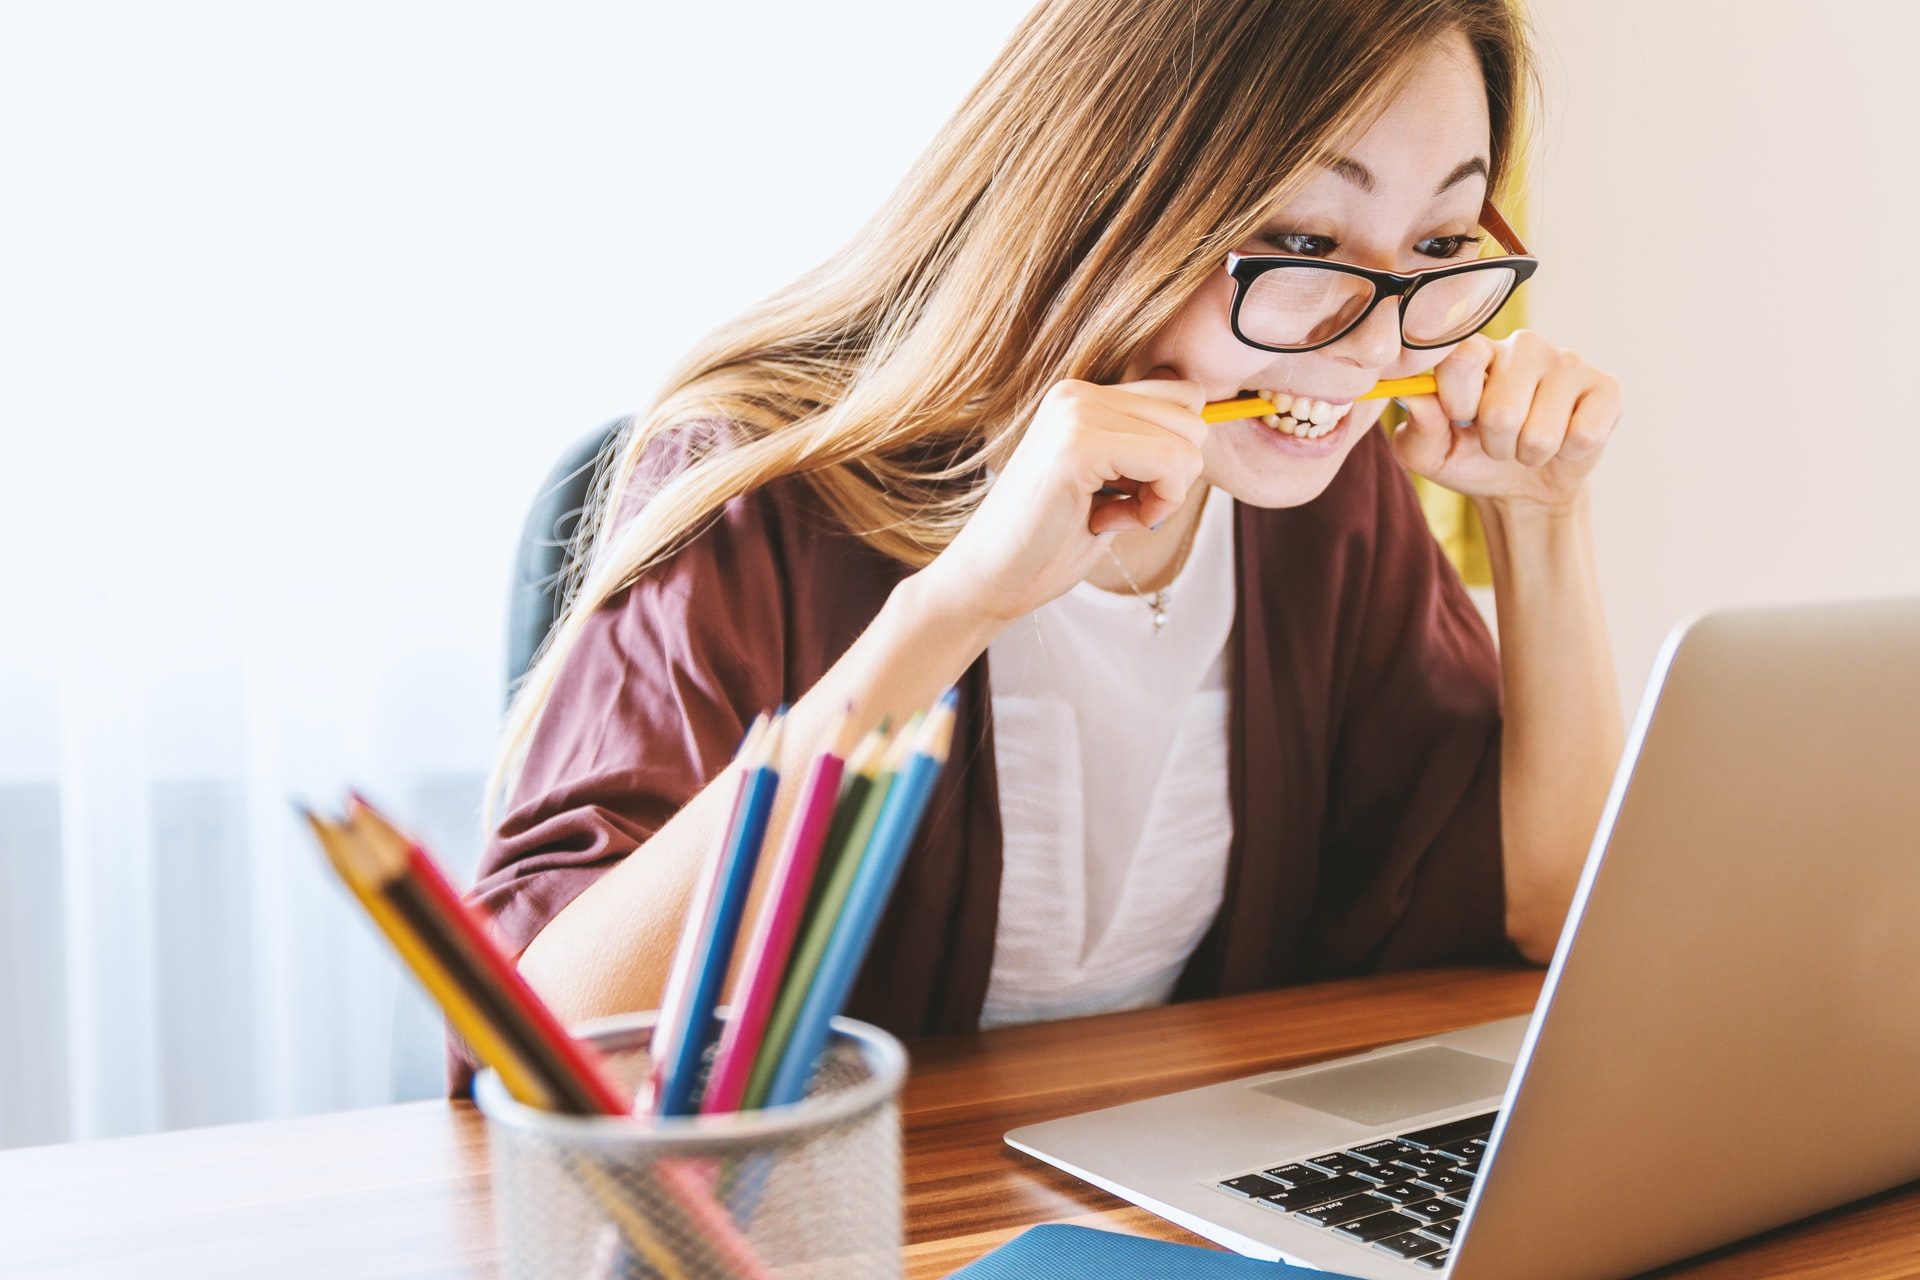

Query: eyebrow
[1321,154,1489,196]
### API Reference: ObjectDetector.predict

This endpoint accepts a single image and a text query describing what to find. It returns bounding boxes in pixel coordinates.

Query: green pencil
[740,718,915,1111]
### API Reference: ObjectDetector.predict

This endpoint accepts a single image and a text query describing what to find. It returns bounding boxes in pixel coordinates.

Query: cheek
[1136,276,1244,376]
[1398,341,1460,376]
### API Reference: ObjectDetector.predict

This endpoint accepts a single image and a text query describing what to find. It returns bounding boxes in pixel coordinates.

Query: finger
[1514,361,1583,467]
[1110,377,1207,413]
[1076,428,1203,526]
[1432,335,1494,426]
[1390,394,1455,476]
[1089,492,1154,535]
[1101,379,1209,448]
[1558,377,1622,465]
[1473,341,1548,461]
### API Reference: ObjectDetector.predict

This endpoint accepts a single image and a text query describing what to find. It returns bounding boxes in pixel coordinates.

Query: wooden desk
[3,968,1917,1278]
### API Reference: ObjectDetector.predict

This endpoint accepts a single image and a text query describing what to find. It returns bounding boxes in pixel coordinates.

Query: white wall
[1526,1,1920,708]
[0,0,1035,1146]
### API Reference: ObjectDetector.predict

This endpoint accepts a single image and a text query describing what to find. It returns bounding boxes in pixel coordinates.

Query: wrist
[891,565,1007,662]
[1474,486,1591,539]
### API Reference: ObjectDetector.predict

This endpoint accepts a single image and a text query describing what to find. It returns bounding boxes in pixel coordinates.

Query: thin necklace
[1103,486,1211,638]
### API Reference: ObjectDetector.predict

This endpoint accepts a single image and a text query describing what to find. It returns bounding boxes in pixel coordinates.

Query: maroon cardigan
[454,424,1516,1094]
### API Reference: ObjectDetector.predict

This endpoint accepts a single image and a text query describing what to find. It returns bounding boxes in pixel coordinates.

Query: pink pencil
[700,713,855,1114]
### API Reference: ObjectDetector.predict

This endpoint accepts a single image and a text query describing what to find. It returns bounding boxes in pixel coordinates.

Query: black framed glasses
[1224,197,1538,353]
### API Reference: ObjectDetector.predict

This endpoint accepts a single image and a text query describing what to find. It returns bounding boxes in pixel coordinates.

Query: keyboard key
[1392,1151,1459,1174]
[1352,1162,1416,1186]
[1218,1174,1282,1198]
[1374,1230,1448,1260]
[1369,1182,1428,1206]
[1401,1112,1498,1150]
[1398,1197,1460,1225]
[1260,1163,1328,1186]
[1414,1169,1474,1196]
[1433,1136,1489,1160]
[1304,1151,1372,1176]
[1349,1138,1422,1164]
[1332,1210,1424,1243]
[1455,1158,1483,1175]
[1293,1195,1396,1228]
[1254,1174,1370,1212]
[1417,1219,1461,1244]
[1413,1249,1451,1270]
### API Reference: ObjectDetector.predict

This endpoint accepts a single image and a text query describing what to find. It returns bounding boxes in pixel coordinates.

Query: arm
[1393,328,1628,965]
[515,570,996,1028]
[495,377,1210,1031]
[1476,489,1623,963]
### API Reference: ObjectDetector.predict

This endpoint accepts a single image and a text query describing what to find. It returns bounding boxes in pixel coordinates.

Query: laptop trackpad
[1250,1046,1512,1127]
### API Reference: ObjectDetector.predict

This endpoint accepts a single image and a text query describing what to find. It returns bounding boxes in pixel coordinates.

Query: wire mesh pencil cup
[474,1010,906,1280]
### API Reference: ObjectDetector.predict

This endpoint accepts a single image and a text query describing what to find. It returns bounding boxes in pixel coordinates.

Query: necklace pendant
[1149,592,1169,636]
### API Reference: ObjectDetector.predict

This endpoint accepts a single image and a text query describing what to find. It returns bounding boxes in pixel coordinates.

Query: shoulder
[601,418,864,576]
[590,419,905,670]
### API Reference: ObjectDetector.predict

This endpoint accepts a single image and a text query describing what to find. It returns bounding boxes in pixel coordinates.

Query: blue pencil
[761,693,955,1108]
[649,710,786,1117]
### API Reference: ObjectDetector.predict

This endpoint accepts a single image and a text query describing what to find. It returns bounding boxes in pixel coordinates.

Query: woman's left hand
[1390,330,1622,512]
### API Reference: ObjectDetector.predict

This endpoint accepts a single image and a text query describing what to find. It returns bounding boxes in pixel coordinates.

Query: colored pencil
[651,712,787,1116]
[302,810,559,1110]
[1200,373,1438,424]
[312,797,774,1280]
[740,719,911,1112]
[762,697,955,1108]
[701,711,855,1115]
[347,795,630,1114]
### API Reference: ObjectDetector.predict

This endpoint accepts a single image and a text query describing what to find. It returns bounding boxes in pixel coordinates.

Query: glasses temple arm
[1479,197,1531,256]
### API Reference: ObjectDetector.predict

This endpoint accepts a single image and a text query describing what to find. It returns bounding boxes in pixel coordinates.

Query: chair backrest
[504,416,629,704]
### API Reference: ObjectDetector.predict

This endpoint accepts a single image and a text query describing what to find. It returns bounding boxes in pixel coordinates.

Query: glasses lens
[1237,266,1375,349]
[1403,266,1517,346]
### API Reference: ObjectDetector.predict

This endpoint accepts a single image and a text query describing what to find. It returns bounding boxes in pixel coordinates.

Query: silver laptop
[1007,596,1920,1279]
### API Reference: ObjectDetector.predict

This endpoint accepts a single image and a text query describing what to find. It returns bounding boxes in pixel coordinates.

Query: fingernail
[1150,520,1165,533]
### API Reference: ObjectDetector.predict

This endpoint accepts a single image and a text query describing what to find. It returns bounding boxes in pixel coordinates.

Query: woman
[457,0,1624,1089]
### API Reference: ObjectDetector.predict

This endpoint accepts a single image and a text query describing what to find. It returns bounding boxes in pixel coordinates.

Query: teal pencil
[740,719,909,1112]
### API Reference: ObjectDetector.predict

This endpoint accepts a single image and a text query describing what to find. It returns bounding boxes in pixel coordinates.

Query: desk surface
[3,967,1917,1278]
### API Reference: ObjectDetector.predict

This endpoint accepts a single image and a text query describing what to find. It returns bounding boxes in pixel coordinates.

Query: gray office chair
[505,415,630,703]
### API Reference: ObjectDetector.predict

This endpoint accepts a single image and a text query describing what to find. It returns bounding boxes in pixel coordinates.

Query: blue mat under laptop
[945,1224,1356,1278]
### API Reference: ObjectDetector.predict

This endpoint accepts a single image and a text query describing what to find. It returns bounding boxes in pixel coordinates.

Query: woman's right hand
[915,377,1208,630]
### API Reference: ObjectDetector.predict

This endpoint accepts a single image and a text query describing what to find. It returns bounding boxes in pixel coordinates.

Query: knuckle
[1478,406,1521,434]
[1045,380,1090,411]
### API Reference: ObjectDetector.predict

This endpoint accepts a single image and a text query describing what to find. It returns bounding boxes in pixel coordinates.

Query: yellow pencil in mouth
[1201,374,1439,424]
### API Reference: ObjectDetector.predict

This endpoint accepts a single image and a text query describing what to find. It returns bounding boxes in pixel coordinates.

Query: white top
[980,489,1238,1029]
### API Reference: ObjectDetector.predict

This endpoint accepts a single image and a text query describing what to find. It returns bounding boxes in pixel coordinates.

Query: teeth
[1252,392,1352,439]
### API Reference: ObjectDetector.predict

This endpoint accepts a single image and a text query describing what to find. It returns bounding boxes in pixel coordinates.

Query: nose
[1327,294,1404,371]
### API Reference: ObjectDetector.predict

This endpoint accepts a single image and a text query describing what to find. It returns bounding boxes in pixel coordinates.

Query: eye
[1261,232,1339,258]
[1416,234,1483,259]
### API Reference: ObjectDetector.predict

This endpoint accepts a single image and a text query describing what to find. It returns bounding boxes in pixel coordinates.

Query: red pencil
[346,794,631,1114]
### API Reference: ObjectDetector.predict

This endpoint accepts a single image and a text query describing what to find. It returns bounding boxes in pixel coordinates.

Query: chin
[1207,400,1386,508]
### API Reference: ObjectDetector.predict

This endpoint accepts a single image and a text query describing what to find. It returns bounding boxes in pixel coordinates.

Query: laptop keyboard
[1214,1110,1498,1271]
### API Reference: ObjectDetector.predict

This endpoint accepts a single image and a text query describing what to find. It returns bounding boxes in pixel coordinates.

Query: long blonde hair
[493,0,1534,810]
